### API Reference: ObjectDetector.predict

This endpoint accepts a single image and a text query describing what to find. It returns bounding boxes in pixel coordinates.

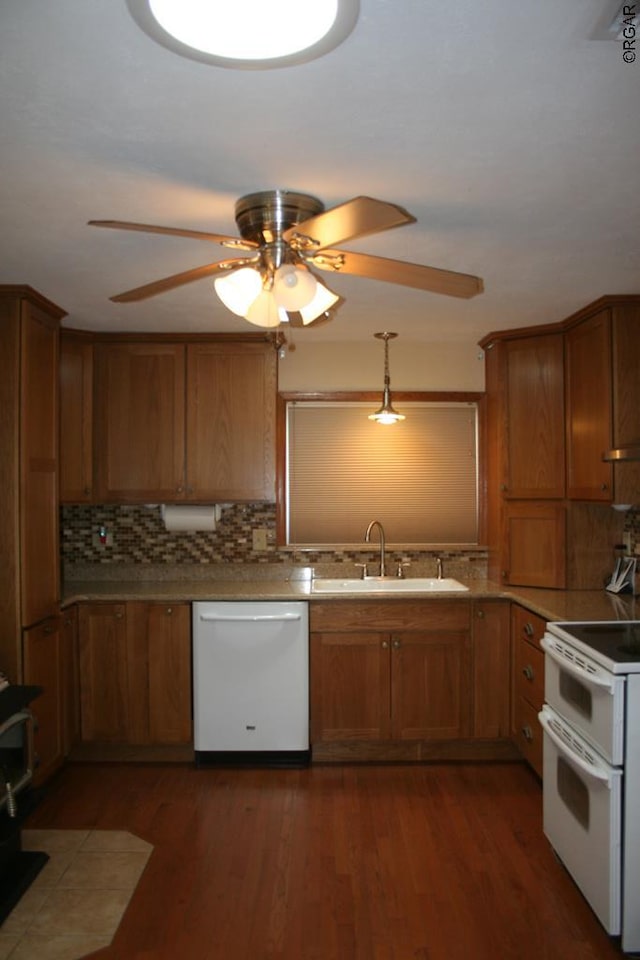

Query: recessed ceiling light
[126,0,359,69]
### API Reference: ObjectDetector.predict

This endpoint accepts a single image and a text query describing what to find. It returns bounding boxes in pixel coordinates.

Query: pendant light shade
[368,331,405,424]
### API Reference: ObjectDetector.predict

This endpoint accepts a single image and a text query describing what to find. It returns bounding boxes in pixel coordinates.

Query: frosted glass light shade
[245,290,283,328]
[214,268,263,316]
[273,264,317,311]
[298,281,340,324]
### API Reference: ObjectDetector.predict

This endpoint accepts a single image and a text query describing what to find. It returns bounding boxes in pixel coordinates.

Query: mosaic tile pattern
[0,829,153,960]
[61,504,489,573]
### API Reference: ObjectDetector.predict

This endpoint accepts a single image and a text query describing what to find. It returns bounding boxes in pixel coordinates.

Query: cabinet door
[565,310,613,500]
[186,342,276,501]
[59,332,93,502]
[20,303,60,627]
[61,605,80,755]
[472,601,510,738]
[23,616,63,785]
[391,630,472,740]
[310,632,391,741]
[95,342,186,501]
[504,334,565,499]
[127,602,192,744]
[611,305,640,504]
[503,500,566,588]
[78,603,129,741]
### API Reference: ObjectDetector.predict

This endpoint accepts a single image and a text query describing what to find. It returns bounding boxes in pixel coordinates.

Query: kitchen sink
[310,577,469,594]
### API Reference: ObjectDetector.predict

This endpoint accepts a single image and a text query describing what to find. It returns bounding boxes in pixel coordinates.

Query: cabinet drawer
[310,600,471,633]
[511,604,546,647]
[514,696,543,778]
[514,636,544,709]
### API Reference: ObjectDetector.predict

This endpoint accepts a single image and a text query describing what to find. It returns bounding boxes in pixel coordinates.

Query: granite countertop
[62,565,639,623]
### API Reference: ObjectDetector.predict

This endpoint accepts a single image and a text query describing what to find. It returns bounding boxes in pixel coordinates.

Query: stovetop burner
[549,621,640,672]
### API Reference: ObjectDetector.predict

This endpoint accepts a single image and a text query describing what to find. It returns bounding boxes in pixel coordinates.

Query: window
[282,396,480,546]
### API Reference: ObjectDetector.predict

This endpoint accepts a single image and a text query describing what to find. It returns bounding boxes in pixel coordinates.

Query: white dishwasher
[192,601,309,766]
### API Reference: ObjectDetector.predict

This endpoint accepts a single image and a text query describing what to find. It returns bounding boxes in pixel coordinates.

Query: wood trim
[479,293,640,348]
[311,738,521,763]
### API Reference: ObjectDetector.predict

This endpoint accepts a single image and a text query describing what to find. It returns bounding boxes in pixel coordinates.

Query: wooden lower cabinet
[78,603,129,741]
[127,602,192,744]
[22,616,64,785]
[511,603,546,777]
[472,601,511,739]
[61,605,80,755]
[309,600,516,761]
[77,601,192,746]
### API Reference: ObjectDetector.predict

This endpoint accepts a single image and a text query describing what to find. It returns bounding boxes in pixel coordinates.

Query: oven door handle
[538,709,612,785]
[540,637,615,693]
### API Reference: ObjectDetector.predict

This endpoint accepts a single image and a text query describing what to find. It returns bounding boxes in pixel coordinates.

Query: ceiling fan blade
[283,196,415,252]
[88,220,258,249]
[311,249,484,299]
[109,257,257,302]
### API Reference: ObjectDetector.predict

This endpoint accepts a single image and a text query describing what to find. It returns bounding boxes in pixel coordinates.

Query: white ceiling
[1,0,638,344]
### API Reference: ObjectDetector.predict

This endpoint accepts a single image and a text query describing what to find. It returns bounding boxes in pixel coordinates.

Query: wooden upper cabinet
[186,342,276,501]
[60,331,93,502]
[92,339,276,503]
[503,500,566,588]
[610,302,640,504]
[504,334,565,499]
[565,309,613,500]
[94,342,186,502]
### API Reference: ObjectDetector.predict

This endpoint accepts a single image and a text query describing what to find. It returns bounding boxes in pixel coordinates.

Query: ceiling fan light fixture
[127,0,359,69]
[368,332,405,425]
[213,267,263,316]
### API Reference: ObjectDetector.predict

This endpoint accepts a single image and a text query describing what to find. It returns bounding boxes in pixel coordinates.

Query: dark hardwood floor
[25,760,625,960]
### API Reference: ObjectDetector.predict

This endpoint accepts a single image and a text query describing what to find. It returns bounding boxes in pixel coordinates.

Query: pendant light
[368,332,405,424]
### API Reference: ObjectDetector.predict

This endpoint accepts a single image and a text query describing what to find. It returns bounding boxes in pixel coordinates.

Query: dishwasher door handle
[198,613,302,623]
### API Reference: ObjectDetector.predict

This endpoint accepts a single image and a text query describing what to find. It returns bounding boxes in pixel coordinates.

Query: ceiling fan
[89,190,484,328]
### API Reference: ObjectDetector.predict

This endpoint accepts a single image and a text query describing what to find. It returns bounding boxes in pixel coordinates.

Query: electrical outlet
[252,528,268,551]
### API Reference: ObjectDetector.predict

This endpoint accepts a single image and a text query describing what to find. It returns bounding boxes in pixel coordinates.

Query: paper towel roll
[161,505,218,532]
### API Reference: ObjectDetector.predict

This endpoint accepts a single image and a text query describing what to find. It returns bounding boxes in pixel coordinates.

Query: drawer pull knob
[522,665,534,682]
[522,725,533,742]
[524,622,535,637]
[381,640,389,649]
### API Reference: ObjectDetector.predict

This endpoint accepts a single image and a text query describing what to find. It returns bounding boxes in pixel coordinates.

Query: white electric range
[539,620,640,954]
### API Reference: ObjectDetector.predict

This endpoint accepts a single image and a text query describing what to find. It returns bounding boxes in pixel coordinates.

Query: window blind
[286,401,478,545]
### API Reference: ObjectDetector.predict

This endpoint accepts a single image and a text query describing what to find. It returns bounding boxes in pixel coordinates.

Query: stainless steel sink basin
[310,577,469,594]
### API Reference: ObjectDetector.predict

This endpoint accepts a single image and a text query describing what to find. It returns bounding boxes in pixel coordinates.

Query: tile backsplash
[61,504,488,576]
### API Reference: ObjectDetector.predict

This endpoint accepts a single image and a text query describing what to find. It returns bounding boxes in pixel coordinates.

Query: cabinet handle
[166,607,173,615]
[522,665,534,682]
[176,486,184,494]
[476,609,485,619]
[601,483,609,492]
[43,626,54,635]
[381,640,389,649]
[392,639,401,650]
[115,612,124,619]
[501,570,508,581]
[522,725,534,742]
[500,483,508,492]
[524,622,535,638]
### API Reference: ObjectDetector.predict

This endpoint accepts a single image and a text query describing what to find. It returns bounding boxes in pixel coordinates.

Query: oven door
[541,633,625,765]
[539,705,622,935]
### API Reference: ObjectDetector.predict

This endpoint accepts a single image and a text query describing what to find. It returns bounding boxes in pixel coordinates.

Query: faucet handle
[396,561,411,579]
[354,563,369,580]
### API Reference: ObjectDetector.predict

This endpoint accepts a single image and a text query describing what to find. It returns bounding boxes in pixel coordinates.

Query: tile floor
[0,829,153,960]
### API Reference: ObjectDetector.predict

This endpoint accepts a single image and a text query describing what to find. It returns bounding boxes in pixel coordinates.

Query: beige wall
[277,340,485,392]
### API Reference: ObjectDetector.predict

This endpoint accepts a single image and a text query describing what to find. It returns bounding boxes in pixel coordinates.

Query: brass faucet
[365,520,386,577]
